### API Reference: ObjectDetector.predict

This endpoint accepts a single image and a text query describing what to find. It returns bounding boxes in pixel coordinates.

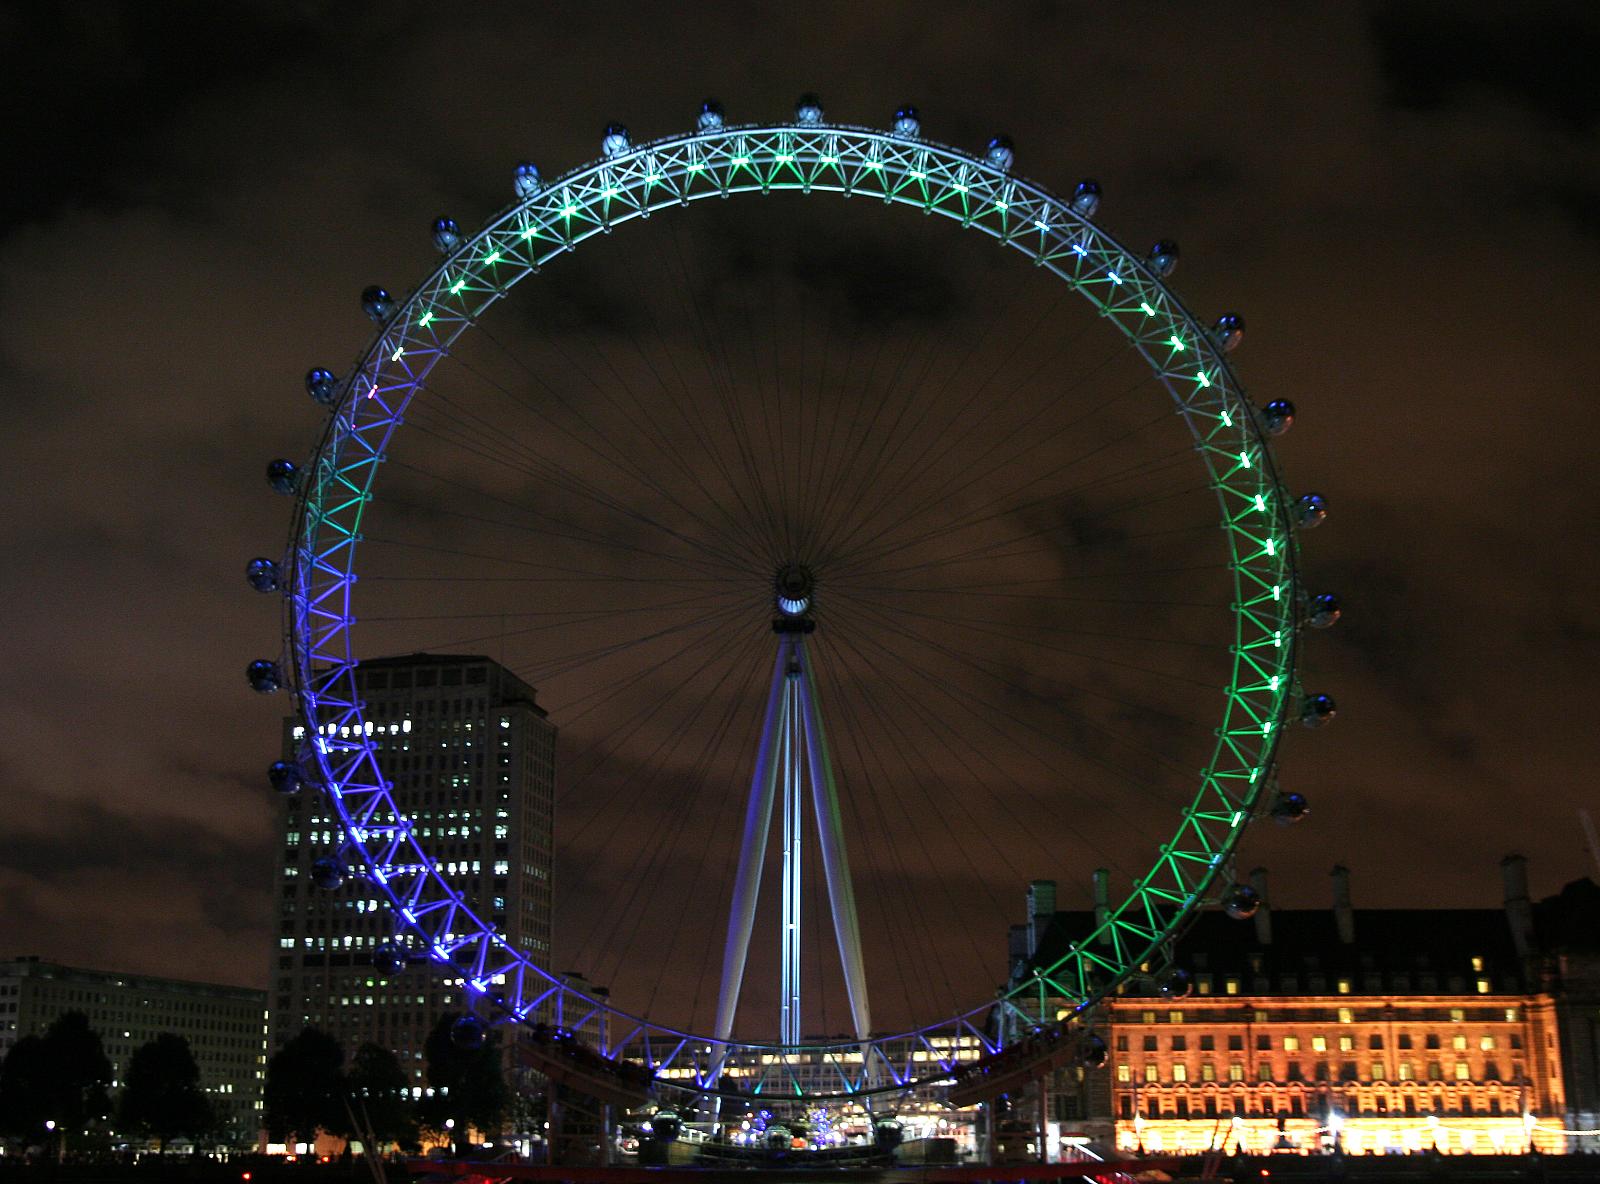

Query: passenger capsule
[1271,790,1311,824]
[1159,968,1193,998]
[372,943,408,975]
[1294,492,1328,529]
[652,1109,682,1142]
[1071,179,1102,218]
[512,161,543,199]
[1301,692,1337,728]
[431,216,462,254]
[305,367,338,406]
[1080,1033,1109,1069]
[310,856,344,890]
[268,759,303,795]
[1307,593,1342,629]
[450,1013,487,1050]
[1262,399,1296,436]
[794,93,824,125]
[893,104,921,137]
[247,660,283,694]
[360,285,395,323]
[1223,883,1261,920]
[697,99,725,133]
[985,134,1015,171]
[266,458,300,495]
[246,557,281,593]
[601,123,631,159]
[1212,313,1245,352]
[1148,239,1180,278]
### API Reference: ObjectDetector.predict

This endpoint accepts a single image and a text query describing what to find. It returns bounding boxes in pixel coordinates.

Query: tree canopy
[0,1012,112,1146]
[345,1042,417,1151]
[120,1033,213,1149]
[264,1027,345,1148]
[420,1014,507,1152]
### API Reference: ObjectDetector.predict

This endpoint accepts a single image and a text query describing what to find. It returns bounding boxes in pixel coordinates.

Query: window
[1225,978,1239,995]
[1141,1010,1156,1024]
[1116,1064,1131,1082]
[1172,1064,1188,1082]
[1115,1035,1129,1051]
[1143,1035,1158,1052]
[1168,1011,1184,1024]
[1256,1034,1270,1050]
[1505,1007,1519,1022]
[1171,1035,1187,1052]
[1228,1035,1244,1051]
[1369,1033,1384,1049]
[1371,1061,1385,1080]
[1471,956,1484,972]
[1144,1064,1159,1082]
[1339,1035,1354,1052]
[1449,1008,1465,1023]
[1425,1033,1441,1050]
[1452,1035,1467,1051]
[1201,1062,1216,1081]
[1287,1061,1303,1081]
[1311,1036,1327,1052]
[1455,1062,1471,1080]
[1229,1062,1244,1081]
[1398,1033,1413,1050]
[1337,979,1352,995]
[1428,1061,1442,1080]
[1398,1061,1413,1080]
[1199,1035,1215,1051]
[1476,979,1491,994]
[1257,1062,1271,1080]
[1283,1036,1300,1051]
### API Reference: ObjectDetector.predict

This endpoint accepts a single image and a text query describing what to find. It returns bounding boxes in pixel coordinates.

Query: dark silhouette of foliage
[420,1013,507,1153]
[345,1042,417,1151]
[264,1027,345,1149]
[119,1033,214,1149]
[0,1013,112,1150]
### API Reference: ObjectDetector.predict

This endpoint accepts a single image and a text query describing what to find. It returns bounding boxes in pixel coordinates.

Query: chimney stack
[1331,865,1355,944]
[1502,854,1534,959]
[1249,866,1273,945]
[1092,868,1110,932]
[1008,923,1031,969]
[1027,879,1057,957]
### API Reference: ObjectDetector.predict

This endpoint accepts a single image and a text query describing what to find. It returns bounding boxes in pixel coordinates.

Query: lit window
[1338,1007,1354,1023]
[1471,956,1484,972]
[1371,1061,1385,1080]
[1480,1036,1496,1051]
[1398,1062,1412,1080]
[1228,1063,1244,1081]
[1201,1062,1216,1081]
[1453,1035,1468,1051]
[1450,1008,1465,1023]
[1116,1064,1131,1082]
[1225,979,1239,995]
[1311,1037,1327,1052]
[1454,1062,1470,1080]
[1172,1063,1188,1082]
[1476,979,1491,994]
[1144,1064,1158,1082]
[1283,1036,1300,1051]
[1168,1011,1183,1024]
[1339,1036,1354,1052]
[1506,1007,1519,1022]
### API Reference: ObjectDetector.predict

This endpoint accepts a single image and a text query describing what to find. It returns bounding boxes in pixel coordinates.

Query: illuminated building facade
[1012,859,1600,1157]
[268,653,556,1091]
[0,956,267,1145]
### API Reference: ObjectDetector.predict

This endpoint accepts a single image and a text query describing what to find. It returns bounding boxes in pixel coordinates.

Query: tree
[345,1042,417,1152]
[0,1013,112,1155]
[264,1027,345,1151]
[420,1014,508,1154]
[0,1035,53,1143]
[120,1034,213,1151]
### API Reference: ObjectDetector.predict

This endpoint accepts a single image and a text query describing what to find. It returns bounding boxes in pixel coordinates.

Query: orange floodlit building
[1007,858,1600,1157]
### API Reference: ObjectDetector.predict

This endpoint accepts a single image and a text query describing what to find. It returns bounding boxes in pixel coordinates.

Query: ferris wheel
[247,94,1340,1106]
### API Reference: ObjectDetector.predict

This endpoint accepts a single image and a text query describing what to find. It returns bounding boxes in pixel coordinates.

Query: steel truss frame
[284,118,1301,1100]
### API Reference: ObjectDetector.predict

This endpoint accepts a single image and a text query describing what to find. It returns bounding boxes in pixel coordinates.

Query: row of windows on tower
[1117,1060,1523,1084]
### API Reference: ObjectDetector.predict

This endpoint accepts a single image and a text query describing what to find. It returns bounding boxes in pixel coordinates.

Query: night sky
[3,2,1598,1038]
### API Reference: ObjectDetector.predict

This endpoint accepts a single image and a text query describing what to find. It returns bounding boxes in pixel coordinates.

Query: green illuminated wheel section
[264,98,1323,1100]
